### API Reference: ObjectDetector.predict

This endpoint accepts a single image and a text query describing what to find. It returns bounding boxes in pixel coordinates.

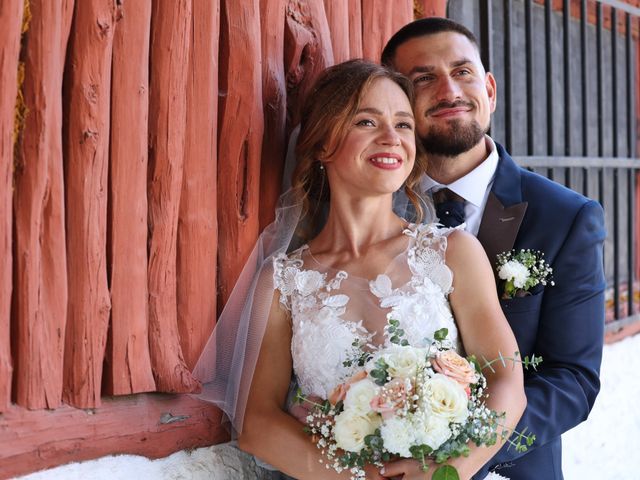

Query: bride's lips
[367,153,403,170]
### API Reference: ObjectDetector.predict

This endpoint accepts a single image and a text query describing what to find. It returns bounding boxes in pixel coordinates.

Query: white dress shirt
[420,136,499,236]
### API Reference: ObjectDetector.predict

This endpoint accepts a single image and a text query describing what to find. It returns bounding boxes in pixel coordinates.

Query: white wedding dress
[272,223,508,480]
[273,223,460,401]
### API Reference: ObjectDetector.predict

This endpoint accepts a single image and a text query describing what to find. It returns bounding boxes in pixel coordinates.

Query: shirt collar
[420,136,499,207]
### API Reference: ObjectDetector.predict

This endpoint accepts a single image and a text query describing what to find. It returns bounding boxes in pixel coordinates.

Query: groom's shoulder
[498,146,595,214]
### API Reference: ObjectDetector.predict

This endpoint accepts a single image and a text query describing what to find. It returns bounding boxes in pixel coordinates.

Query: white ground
[14,333,640,480]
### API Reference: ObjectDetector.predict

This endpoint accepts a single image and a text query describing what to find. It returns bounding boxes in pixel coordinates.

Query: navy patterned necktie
[433,188,466,228]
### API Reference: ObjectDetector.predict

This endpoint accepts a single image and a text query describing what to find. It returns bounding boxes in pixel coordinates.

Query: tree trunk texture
[105,0,155,396]
[0,393,225,480]
[323,0,350,63]
[177,0,219,371]
[216,0,264,308]
[13,0,72,410]
[348,0,363,59]
[0,0,24,413]
[62,0,116,409]
[259,0,287,229]
[284,0,334,129]
[147,0,198,392]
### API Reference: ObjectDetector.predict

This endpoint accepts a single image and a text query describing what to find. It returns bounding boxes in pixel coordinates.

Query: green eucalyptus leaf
[432,465,460,480]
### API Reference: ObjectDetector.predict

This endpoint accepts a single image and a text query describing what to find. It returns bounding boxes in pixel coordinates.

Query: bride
[194,60,525,479]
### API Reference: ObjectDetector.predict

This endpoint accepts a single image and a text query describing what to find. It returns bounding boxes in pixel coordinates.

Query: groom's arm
[480,199,606,474]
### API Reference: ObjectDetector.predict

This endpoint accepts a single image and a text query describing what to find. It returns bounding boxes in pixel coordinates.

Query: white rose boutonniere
[497,249,554,299]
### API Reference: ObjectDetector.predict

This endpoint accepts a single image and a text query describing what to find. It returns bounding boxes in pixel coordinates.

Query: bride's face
[322,77,416,197]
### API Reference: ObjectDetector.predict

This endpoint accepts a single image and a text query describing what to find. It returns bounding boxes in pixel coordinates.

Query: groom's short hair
[381,17,480,67]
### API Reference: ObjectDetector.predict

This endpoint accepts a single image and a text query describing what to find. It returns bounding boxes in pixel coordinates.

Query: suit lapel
[477,143,528,273]
[477,192,527,271]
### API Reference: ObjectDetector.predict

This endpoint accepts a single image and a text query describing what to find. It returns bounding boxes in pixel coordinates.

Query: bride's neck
[310,195,405,257]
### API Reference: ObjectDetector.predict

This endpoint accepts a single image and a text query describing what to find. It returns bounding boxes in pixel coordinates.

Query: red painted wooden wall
[0,0,419,477]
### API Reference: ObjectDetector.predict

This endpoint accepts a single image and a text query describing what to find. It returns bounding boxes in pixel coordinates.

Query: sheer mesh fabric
[192,189,438,436]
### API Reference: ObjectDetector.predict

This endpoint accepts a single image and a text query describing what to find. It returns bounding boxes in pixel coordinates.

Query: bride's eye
[355,119,376,127]
[396,121,414,130]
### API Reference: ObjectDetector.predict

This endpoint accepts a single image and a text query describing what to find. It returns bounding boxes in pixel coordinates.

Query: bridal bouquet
[297,325,538,480]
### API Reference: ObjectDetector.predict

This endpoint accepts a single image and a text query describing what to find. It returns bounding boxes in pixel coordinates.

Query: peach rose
[370,378,411,419]
[431,350,478,391]
[328,370,368,405]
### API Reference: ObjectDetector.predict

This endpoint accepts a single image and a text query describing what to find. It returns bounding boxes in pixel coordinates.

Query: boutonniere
[496,249,554,299]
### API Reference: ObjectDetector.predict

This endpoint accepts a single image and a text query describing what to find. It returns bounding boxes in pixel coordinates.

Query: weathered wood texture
[177,0,220,370]
[13,0,72,410]
[259,0,287,229]
[417,0,448,18]
[62,0,116,408]
[0,393,226,480]
[284,0,334,129]
[348,0,363,58]
[216,0,264,308]
[362,0,413,61]
[148,0,199,393]
[324,0,350,62]
[105,0,155,395]
[0,0,24,413]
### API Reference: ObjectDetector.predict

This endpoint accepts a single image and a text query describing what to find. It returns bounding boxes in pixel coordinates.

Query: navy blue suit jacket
[472,144,606,479]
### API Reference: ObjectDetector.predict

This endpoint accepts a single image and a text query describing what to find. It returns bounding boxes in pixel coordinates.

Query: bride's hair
[292,59,427,239]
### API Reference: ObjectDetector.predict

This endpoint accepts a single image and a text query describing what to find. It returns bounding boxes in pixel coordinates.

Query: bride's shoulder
[403,222,465,248]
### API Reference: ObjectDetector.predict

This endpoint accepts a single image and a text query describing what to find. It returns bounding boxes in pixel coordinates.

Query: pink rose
[328,370,368,405]
[370,378,411,419]
[431,350,478,392]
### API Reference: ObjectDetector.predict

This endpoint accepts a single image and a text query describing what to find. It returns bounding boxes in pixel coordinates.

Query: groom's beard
[419,117,486,157]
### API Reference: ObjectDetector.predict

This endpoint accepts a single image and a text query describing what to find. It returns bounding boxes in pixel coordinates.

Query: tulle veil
[192,172,434,436]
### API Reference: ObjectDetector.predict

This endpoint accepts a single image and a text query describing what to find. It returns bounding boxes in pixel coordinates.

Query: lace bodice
[273,223,460,399]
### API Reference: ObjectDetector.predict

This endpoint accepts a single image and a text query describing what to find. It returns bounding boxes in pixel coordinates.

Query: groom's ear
[485,72,497,113]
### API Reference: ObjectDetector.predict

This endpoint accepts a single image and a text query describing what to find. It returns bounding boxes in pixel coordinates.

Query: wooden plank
[0,394,226,479]
[417,0,448,18]
[13,0,73,410]
[147,0,199,392]
[63,0,117,408]
[348,0,363,58]
[216,0,264,308]
[362,0,394,61]
[392,0,415,34]
[323,0,349,62]
[259,0,287,229]
[105,0,155,395]
[284,0,334,129]
[177,0,219,370]
[0,0,24,413]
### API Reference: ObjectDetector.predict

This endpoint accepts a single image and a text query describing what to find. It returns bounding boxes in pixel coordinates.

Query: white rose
[498,260,530,289]
[379,416,416,458]
[425,373,469,423]
[295,270,324,296]
[381,345,427,379]
[412,411,452,450]
[343,378,379,414]
[333,410,381,452]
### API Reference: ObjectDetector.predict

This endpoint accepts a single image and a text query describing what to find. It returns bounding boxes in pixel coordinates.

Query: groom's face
[392,32,497,157]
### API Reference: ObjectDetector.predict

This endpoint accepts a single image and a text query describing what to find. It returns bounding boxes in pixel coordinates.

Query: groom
[381,18,606,479]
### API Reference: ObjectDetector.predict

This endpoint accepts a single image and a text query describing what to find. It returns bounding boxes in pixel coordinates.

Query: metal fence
[450,0,640,335]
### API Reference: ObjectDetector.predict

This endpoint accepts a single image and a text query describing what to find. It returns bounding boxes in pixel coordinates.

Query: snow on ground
[14,333,640,480]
